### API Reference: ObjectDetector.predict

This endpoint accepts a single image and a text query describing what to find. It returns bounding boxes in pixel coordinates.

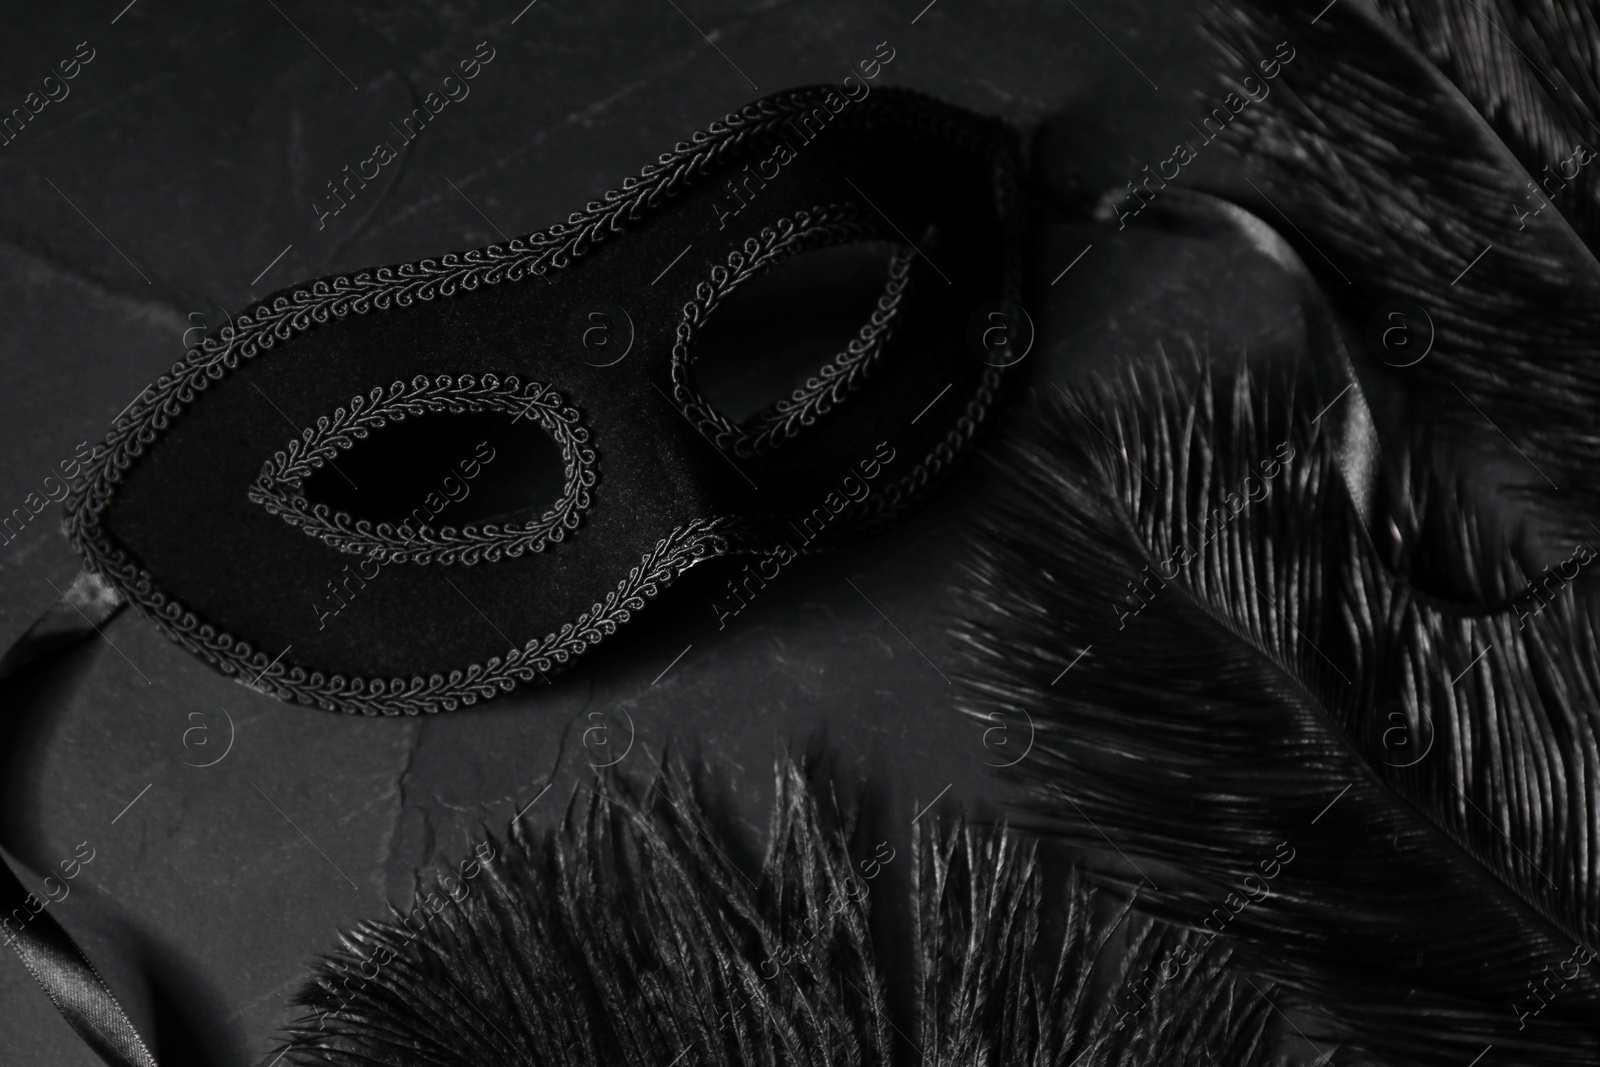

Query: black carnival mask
[62,85,1022,716]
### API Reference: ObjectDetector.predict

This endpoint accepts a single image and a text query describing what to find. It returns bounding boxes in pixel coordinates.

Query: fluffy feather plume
[956,353,1600,1067]
[1371,0,1600,243]
[1203,0,1600,541]
[277,757,1284,1067]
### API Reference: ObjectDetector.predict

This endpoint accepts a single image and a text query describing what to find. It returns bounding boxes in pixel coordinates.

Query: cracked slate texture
[0,0,1307,1063]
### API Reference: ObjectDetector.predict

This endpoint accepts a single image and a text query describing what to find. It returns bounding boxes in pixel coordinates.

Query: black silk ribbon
[1,570,159,1067]
[1123,188,1384,534]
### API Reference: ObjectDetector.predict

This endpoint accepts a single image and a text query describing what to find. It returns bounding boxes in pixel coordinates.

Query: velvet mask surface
[62,85,1022,717]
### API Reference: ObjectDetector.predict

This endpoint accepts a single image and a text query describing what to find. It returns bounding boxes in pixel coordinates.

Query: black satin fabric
[1129,189,1383,532]
[1,571,156,1067]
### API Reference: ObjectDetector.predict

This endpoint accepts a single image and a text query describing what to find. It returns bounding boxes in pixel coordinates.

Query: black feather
[278,756,1286,1067]
[956,354,1600,1067]
[1202,0,1600,541]
[1371,0,1600,245]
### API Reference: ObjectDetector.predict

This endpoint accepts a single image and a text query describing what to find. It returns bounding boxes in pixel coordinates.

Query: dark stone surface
[0,1,1302,1062]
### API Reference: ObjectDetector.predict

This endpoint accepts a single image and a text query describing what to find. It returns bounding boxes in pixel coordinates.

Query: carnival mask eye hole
[694,239,907,423]
[302,410,568,529]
